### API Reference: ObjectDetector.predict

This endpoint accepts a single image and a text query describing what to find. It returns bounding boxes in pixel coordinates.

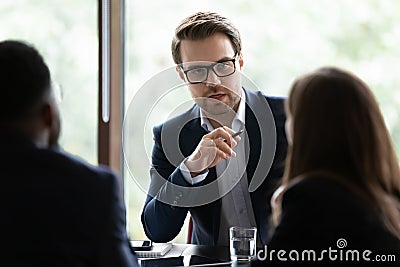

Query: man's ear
[41,103,53,127]
[176,66,186,81]
[41,101,61,147]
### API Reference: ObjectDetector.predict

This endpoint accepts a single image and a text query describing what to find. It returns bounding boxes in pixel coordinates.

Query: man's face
[178,33,244,115]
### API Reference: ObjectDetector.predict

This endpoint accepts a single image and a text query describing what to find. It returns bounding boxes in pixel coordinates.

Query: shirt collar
[200,88,246,132]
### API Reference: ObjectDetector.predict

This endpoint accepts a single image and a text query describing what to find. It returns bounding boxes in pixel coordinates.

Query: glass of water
[229,226,257,261]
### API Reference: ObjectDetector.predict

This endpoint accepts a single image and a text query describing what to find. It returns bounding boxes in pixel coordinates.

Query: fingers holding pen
[185,127,243,176]
[199,137,232,162]
[205,126,240,146]
[220,126,242,146]
[203,127,238,157]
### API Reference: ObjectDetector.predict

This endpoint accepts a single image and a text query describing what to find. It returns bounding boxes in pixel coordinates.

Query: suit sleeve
[141,125,192,242]
[97,172,139,267]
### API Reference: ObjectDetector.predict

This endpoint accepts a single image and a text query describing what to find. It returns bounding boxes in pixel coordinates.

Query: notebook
[133,242,173,258]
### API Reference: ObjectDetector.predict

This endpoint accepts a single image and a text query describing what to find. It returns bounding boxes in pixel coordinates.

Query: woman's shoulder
[271,174,400,255]
[280,174,379,235]
[284,173,365,203]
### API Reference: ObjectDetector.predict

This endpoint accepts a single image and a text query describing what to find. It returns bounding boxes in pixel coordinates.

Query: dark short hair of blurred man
[0,40,139,267]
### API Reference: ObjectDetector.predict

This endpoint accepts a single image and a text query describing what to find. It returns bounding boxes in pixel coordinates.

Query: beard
[196,95,237,116]
[194,84,241,116]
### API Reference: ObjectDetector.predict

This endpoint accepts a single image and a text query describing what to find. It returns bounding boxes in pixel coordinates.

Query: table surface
[138,243,259,267]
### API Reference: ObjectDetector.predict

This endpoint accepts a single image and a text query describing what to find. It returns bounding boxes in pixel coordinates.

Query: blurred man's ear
[41,101,61,147]
[42,103,53,127]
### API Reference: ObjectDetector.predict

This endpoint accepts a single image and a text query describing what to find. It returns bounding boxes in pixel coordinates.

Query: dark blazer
[141,89,287,245]
[266,176,400,266]
[1,135,139,267]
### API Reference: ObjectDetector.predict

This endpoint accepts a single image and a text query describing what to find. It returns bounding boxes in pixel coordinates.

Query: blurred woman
[268,67,400,257]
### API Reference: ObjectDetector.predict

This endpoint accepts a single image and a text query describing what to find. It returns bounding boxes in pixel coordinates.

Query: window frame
[98,0,125,194]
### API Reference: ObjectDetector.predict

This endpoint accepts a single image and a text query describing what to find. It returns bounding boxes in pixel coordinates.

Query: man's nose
[204,70,221,86]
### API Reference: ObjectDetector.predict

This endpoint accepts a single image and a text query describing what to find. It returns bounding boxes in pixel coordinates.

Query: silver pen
[222,129,244,142]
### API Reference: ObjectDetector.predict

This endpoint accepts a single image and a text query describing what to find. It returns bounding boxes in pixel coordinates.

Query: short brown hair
[171,11,242,64]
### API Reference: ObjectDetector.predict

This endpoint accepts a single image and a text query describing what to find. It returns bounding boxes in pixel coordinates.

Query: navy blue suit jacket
[1,135,139,267]
[142,89,287,245]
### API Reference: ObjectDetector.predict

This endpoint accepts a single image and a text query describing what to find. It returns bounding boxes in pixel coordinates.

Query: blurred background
[2,0,400,244]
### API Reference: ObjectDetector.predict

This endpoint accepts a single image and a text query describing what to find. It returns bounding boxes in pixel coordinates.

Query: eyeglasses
[180,56,237,84]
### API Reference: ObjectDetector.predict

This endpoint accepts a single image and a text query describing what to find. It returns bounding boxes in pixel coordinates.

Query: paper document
[133,242,173,258]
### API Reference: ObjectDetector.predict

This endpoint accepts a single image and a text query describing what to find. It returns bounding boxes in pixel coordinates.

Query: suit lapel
[180,105,222,245]
[244,89,263,184]
[244,89,279,245]
[178,106,208,156]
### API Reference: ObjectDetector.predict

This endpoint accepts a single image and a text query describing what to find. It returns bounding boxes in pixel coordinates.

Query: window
[124,0,400,243]
[1,0,98,164]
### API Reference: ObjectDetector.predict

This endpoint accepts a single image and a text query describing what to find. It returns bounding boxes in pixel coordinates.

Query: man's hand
[184,126,241,177]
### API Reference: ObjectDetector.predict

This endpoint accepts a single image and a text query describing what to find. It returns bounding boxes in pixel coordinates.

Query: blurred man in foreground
[0,40,139,267]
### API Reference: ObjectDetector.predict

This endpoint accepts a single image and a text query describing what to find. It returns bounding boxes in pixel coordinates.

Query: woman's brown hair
[282,66,400,238]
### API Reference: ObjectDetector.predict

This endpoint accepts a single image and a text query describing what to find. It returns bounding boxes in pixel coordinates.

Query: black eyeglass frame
[179,55,238,84]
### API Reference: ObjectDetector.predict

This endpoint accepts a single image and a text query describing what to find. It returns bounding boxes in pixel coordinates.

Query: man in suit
[0,40,138,267]
[141,12,287,246]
